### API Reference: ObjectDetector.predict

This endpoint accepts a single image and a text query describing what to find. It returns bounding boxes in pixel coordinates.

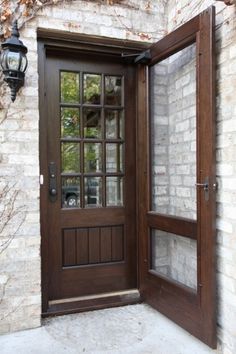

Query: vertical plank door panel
[89,228,100,264]
[76,228,89,265]
[100,227,112,262]
[63,229,76,266]
[112,226,124,261]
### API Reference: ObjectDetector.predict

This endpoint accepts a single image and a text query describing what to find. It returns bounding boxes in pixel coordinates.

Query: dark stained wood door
[41,50,137,310]
[138,7,216,348]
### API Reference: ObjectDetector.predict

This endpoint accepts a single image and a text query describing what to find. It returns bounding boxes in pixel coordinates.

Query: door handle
[195,177,209,201]
[195,182,209,191]
[50,188,57,196]
[49,162,57,201]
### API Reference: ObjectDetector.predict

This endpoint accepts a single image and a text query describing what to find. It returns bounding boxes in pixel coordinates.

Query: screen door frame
[137,7,216,348]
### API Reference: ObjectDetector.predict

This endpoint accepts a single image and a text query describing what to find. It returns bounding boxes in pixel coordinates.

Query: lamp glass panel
[7,51,20,70]
[20,54,27,72]
[0,51,6,69]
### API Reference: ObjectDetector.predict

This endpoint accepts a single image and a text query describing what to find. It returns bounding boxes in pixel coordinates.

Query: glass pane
[151,229,197,290]
[20,54,27,72]
[105,76,122,106]
[0,51,6,69]
[150,44,197,220]
[61,143,80,173]
[84,143,102,173]
[105,110,124,139]
[61,108,80,138]
[62,177,80,208]
[83,74,101,104]
[7,51,20,70]
[60,72,80,103]
[84,177,102,207]
[83,108,102,138]
[106,143,123,173]
[106,177,123,206]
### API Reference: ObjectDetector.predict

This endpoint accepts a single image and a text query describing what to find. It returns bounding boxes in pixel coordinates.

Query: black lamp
[0,21,28,102]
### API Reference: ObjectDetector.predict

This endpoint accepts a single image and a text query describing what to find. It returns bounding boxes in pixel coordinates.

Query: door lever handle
[195,182,209,191]
[195,177,209,201]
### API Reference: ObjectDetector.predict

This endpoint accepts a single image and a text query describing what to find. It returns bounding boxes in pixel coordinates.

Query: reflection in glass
[105,76,122,106]
[151,229,197,290]
[83,108,102,138]
[61,108,80,138]
[150,44,197,220]
[60,72,80,103]
[84,143,102,173]
[83,74,101,104]
[106,143,123,173]
[105,110,124,139]
[61,143,80,173]
[7,51,20,70]
[84,177,102,207]
[106,177,123,206]
[62,177,80,208]
[20,55,27,71]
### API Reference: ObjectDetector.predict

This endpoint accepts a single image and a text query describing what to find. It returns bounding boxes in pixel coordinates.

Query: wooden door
[138,7,216,348]
[40,49,137,314]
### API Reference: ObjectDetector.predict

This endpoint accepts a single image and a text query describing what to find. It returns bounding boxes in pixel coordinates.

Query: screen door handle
[49,162,57,201]
[195,182,209,191]
[195,177,209,201]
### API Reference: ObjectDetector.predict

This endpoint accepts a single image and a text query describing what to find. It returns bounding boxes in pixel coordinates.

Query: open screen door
[138,7,216,348]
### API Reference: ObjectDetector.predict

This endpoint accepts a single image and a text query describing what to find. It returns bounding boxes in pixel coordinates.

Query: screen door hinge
[121,49,151,64]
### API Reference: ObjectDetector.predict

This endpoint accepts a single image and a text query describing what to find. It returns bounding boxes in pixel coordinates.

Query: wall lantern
[0,21,28,102]
[216,0,235,5]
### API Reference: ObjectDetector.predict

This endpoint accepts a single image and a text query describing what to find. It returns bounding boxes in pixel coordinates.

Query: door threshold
[42,289,141,317]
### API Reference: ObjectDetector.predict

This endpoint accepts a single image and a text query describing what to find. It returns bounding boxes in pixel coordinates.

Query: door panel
[138,7,216,348]
[42,52,137,305]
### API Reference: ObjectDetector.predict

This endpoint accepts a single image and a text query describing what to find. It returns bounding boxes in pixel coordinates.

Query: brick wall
[0,0,167,334]
[167,1,236,353]
[0,1,236,353]
[151,41,197,290]
[151,43,197,219]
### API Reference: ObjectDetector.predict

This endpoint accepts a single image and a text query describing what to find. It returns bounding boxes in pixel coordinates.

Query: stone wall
[152,230,197,290]
[0,0,167,335]
[151,43,197,220]
[0,1,236,354]
[167,1,236,354]
[150,40,197,290]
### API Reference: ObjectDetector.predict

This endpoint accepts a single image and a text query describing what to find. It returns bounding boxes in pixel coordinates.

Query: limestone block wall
[0,0,167,334]
[150,42,197,290]
[152,231,197,290]
[0,1,236,353]
[167,1,236,354]
[151,43,197,220]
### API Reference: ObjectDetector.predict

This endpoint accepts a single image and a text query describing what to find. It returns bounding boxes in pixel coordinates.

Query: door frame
[38,30,148,315]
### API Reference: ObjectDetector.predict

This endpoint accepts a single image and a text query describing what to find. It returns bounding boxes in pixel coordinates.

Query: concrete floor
[0,304,219,354]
